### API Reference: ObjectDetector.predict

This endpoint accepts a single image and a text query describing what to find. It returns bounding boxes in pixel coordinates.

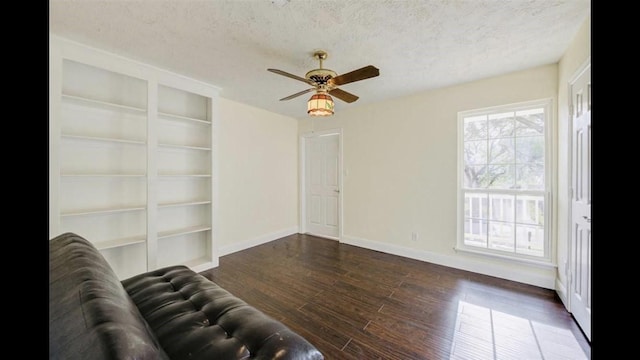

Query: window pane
[515,109,544,136]
[464,165,491,188]
[516,196,544,226]
[516,136,544,164]
[515,164,544,190]
[489,222,514,252]
[465,193,488,219]
[464,140,487,165]
[516,224,544,257]
[464,218,487,248]
[490,194,514,222]
[488,115,514,138]
[486,165,515,189]
[489,138,514,164]
[464,116,487,140]
[464,195,469,217]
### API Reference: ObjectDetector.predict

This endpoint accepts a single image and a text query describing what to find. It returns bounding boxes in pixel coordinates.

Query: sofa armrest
[49,233,169,360]
[122,266,324,360]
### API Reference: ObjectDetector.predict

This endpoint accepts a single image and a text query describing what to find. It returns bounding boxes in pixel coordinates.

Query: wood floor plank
[200,234,590,359]
[387,307,459,337]
[391,281,464,310]
[353,319,453,360]
[282,304,354,353]
[311,291,380,324]
[343,337,406,360]
[296,304,364,350]
[329,279,393,308]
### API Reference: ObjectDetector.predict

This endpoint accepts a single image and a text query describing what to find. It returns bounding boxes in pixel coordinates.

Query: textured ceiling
[49,0,590,120]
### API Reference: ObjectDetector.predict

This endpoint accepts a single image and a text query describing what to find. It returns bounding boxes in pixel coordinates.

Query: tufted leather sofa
[49,232,324,360]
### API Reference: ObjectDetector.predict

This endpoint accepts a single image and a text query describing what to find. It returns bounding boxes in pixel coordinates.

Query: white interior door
[305,134,340,239]
[569,62,591,341]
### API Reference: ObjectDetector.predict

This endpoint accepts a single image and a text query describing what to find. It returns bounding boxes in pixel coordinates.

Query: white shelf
[184,257,214,271]
[61,173,146,178]
[157,256,213,272]
[158,225,211,239]
[158,143,211,151]
[95,236,146,251]
[62,94,147,114]
[158,200,211,208]
[61,205,146,217]
[158,173,211,177]
[62,134,146,146]
[158,111,210,125]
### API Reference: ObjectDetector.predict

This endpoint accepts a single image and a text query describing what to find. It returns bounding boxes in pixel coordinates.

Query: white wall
[556,16,591,305]
[217,98,299,255]
[299,64,559,288]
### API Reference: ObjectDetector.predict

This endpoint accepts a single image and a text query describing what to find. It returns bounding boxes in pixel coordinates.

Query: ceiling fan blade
[329,65,379,86]
[279,88,315,101]
[268,68,316,86]
[329,88,359,103]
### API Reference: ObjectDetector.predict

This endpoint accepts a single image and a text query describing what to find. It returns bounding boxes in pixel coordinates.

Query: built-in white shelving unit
[49,36,219,279]
[155,83,214,270]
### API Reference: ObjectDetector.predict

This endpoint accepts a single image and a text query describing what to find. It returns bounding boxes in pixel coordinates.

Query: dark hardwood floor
[200,234,590,360]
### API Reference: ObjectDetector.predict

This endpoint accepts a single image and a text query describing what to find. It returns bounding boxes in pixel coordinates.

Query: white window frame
[456,98,554,265]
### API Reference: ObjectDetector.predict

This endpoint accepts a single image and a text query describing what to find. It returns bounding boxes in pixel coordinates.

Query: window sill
[454,246,557,269]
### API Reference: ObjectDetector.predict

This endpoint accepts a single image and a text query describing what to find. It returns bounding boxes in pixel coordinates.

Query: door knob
[583,215,591,222]
[334,189,340,193]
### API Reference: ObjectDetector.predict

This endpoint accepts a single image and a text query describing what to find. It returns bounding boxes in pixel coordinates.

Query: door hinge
[569,104,574,119]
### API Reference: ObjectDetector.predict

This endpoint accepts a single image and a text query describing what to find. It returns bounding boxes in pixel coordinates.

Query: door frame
[299,128,344,240]
[566,56,591,314]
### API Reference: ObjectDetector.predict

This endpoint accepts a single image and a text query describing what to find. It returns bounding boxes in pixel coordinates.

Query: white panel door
[305,134,340,239]
[570,63,591,341]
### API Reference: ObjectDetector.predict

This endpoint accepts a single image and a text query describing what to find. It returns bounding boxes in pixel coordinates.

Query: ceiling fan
[268,50,380,116]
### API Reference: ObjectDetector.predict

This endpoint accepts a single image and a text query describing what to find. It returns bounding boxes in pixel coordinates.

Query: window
[457,99,552,262]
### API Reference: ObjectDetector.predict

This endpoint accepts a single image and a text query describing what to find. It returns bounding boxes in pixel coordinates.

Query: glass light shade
[307,93,334,116]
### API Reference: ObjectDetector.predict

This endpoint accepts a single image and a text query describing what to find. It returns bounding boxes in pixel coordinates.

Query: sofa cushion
[49,233,169,360]
[122,266,324,360]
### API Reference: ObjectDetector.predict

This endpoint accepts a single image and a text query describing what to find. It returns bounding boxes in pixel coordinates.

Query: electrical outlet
[411,232,418,241]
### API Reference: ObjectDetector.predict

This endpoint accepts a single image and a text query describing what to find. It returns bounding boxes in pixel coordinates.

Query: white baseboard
[341,235,556,289]
[191,260,218,273]
[555,278,569,310]
[219,227,299,257]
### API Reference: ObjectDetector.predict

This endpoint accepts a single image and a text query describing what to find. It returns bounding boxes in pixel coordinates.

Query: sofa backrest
[49,233,169,360]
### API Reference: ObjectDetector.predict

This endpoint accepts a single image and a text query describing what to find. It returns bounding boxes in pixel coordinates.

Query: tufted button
[202,318,209,326]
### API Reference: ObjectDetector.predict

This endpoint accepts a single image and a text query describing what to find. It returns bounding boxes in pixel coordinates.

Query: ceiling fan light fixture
[307,93,334,116]
[269,50,379,116]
